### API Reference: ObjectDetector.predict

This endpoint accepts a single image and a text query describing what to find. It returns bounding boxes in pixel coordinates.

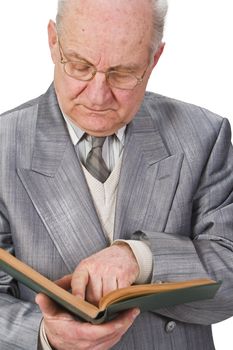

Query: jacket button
[165,321,176,333]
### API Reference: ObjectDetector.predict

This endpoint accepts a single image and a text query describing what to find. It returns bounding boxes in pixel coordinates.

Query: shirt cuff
[112,239,153,284]
[38,318,53,350]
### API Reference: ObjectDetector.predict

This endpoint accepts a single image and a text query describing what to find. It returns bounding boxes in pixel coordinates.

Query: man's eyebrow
[65,50,92,63]
[110,63,141,72]
[64,50,141,71]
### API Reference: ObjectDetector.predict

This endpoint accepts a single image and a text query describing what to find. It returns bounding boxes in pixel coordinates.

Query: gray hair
[56,0,168,55]
[150,0,168,54]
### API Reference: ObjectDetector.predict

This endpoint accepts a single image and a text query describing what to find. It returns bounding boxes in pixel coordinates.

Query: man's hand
[71,244,140,305]
[36,270,140,350]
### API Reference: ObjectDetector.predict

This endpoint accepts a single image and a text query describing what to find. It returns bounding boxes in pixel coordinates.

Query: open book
[0,248,221,324]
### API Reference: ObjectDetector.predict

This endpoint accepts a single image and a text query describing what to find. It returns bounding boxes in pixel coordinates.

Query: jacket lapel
[17,85,183,269]
[114,102,184,240]
[17,86,108,272]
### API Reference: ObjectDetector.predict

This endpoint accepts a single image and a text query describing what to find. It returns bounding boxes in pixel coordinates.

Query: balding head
[48,0,166,136]
[56,0,168,57]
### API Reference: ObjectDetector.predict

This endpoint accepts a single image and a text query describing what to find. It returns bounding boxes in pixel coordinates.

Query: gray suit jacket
[0,84,233,350]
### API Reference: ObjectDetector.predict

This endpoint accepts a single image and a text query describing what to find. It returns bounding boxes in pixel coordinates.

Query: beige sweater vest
[82,156,123,243]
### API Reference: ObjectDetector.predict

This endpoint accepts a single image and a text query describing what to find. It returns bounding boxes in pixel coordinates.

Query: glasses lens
[108,71,138,90]
[64,61,94,80]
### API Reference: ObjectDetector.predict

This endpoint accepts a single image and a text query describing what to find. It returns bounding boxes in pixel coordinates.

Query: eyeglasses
[58,40,148,90]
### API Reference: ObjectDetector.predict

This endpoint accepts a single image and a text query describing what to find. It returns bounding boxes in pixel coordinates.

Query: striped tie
[85,136,110,182]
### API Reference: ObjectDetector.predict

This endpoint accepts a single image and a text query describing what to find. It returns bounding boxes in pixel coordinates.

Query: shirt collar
[63,113,126,145]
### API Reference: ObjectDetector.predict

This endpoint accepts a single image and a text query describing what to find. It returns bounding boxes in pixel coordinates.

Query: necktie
[85,136,110,182]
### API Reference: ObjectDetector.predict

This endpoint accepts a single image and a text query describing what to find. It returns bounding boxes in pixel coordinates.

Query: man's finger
[77,308,140,341]
[71,267,89,299]
[55,274,72,290]
[102,276,118,297]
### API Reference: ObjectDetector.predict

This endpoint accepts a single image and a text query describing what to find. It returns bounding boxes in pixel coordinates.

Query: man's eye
[110,71,132,81]
[72,63,91,72]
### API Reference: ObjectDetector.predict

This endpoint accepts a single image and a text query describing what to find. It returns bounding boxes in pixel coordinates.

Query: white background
[0,1,232,348]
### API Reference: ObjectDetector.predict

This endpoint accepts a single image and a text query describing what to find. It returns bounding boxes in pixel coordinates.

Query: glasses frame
[57,39,148,90]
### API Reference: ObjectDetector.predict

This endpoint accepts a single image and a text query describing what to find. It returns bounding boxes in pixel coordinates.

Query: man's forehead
[60,3,152,52]
[64,0,151,14]
[61,0,152,37]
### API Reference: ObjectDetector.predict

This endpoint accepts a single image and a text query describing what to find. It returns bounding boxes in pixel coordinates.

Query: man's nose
[84,72,114,107]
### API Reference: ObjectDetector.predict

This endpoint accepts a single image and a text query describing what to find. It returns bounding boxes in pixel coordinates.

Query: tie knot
[91,136,106,149]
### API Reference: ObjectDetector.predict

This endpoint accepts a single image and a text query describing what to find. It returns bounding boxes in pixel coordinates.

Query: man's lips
[86,107,109,112]
[78,105,115,113]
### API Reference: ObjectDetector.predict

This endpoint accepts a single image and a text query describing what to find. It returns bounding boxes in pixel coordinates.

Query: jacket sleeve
[133,118,233,325]
[0,209,42,350]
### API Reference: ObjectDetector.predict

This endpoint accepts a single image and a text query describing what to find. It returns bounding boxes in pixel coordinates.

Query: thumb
[35,293,60,317]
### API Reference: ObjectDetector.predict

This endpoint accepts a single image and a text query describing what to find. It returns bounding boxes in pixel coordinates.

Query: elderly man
[0,0,233,349]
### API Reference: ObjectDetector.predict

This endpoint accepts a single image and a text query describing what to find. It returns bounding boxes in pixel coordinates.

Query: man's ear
[47,20,58,64]
[152,42,165,68]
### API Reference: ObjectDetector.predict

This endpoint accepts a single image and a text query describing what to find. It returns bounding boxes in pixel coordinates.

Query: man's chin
[68,118,115,136]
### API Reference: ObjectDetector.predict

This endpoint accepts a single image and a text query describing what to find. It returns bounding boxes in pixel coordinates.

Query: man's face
[48,0,163,136]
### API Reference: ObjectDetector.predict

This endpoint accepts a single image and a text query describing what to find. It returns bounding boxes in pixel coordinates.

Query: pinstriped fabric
[109,312,215,350]
[1,85,233,349]
[85,136,110,182]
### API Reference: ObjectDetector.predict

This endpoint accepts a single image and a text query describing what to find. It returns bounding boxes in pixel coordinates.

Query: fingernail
[132,309,140,319]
